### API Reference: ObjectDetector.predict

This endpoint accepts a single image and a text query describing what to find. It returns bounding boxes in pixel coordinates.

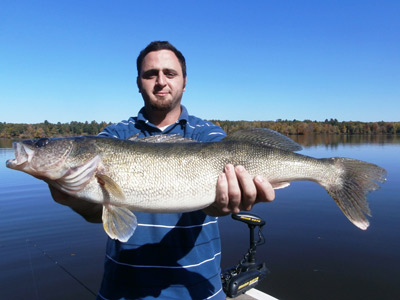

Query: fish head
[6,137,75,180]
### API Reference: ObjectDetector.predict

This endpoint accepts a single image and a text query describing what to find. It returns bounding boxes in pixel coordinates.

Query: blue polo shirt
[97,106,226,300]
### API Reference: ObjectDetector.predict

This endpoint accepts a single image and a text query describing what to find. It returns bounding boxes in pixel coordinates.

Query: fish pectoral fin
[96,174,126,201]
[102,205,137,242]
[271,181,291,189]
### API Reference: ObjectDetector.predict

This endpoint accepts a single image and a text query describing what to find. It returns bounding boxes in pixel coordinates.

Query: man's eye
[165,73,176,78]
[143,74,156,79]
[142,70,158,79]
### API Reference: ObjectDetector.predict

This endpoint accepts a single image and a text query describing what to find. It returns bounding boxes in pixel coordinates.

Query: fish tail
[320,158,387,230]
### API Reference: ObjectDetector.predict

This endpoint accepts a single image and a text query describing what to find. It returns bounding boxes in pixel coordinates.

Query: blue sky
[1,0,399,124]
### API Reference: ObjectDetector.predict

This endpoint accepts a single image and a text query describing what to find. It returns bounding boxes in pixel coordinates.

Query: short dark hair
[136,41,187,78]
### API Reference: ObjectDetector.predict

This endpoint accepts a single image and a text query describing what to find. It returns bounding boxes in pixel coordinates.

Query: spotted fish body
[6,129,386,242]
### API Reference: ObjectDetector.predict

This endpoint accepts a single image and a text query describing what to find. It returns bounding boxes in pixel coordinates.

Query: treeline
[0,120,111,138]
[213,119,400,135]
[0,119,399,139]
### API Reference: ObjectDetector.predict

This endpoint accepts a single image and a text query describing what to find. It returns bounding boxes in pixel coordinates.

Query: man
[51,41,275,299]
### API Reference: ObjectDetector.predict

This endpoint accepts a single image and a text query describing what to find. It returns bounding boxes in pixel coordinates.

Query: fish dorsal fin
[96,174,126,201]
[127,133,141,141]
[102,205,137,242]
[225,128,302,151]
[128,133,196,143]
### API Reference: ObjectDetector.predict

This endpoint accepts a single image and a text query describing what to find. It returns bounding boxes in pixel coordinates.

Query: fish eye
[35,138,50,148]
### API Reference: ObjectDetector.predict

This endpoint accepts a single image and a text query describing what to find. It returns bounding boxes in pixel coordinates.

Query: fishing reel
[221,213,269,298]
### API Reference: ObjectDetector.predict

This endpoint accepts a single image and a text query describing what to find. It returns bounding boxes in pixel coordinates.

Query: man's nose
[156,72,166,86]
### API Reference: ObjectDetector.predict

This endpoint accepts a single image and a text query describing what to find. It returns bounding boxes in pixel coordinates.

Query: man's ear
[183,77,187,92]
[137,76,142,93]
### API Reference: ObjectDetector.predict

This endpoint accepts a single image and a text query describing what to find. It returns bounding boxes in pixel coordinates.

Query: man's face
[138,50,187,112]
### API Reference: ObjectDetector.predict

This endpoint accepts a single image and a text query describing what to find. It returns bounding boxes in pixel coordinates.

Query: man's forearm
[48,185,103,223]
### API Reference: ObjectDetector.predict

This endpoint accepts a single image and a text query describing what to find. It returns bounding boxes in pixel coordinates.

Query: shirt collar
[137,105,189,125]
[177,105,189,124]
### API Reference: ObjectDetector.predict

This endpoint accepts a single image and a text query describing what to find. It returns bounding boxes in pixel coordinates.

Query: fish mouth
[6,142,34,170]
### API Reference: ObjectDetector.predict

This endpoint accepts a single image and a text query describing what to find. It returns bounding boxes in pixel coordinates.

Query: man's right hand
[203,164,275,217]
[48,185,103,223]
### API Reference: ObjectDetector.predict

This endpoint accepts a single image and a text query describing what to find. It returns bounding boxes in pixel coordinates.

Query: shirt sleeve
[98,125,120,138]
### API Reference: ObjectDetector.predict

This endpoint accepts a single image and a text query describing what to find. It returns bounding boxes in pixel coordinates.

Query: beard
[149,99,175,111]
[145,93,183,112]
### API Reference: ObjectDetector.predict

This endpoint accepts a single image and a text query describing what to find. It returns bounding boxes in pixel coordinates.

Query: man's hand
[203,164,275,217]
[49,185,103,223]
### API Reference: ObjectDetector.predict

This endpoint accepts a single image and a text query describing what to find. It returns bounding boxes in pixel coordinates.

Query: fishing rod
[25,239,97,297]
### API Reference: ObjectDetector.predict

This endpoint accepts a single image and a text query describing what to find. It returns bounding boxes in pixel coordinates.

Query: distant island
[0,119,399,139]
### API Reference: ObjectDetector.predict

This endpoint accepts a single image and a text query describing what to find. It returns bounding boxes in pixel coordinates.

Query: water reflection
[1,135,399,300]
[0,139,13,148]
[290,134,400,148]
[2,134,400,150]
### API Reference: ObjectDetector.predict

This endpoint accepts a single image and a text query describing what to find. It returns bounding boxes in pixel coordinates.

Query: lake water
[0,136,399,300]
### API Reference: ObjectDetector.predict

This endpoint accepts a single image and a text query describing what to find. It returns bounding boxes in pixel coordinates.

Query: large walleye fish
[6,129,386,242]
